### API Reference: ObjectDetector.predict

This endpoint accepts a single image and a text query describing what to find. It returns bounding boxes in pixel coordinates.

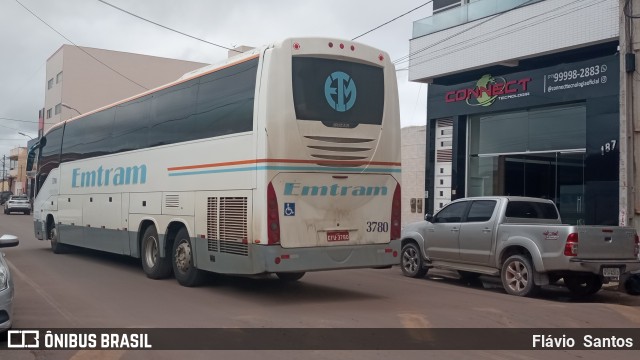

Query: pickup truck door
[425,201,469,261]
[459,200,498,265]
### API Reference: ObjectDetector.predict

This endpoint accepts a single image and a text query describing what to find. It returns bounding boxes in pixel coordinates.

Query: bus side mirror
[0,234,19,248]
[26,138,44,172]
[26,150,35,172]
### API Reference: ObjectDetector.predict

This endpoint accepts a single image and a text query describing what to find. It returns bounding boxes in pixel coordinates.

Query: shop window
[410,198,416,213]
[47,78,53,90]
[417,199,423,213]
[56,71,63,84]
[440,179,444,185]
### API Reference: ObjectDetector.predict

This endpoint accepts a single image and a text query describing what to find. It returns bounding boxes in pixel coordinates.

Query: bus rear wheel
[276,272,305,282]
[141,225,172,279]
[172,228,205,287]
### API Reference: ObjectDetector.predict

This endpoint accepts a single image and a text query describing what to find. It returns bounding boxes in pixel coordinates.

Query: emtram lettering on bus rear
[284,182,387,197]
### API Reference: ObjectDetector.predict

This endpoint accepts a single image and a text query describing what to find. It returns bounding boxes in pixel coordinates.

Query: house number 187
[601,140,617,155]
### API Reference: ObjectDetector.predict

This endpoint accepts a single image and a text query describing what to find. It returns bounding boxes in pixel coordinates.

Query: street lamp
[61,103,82,116]
[18,132,34,140]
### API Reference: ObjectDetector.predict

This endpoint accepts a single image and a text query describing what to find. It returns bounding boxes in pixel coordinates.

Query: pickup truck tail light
[564,233,579,256]
[634,233,639,258]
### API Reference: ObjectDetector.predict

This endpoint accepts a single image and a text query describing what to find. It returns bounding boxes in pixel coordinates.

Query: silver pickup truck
[400,196,640,297]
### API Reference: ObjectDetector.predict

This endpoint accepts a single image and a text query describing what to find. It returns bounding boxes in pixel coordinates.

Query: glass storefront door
[499,152,585,224]
[467,103,587,225]
[468,152,585,224]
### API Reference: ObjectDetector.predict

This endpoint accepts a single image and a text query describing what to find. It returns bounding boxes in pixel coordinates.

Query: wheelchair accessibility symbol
[284,203,296,216]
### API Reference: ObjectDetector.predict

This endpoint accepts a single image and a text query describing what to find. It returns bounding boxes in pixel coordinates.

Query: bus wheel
[141,226,172,279]
[50,225,68,254]
[276,272,305,282]
[172,228,205,287]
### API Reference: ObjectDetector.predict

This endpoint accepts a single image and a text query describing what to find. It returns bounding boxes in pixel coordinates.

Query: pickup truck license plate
[327,230,349,242]
[602,267,620,280]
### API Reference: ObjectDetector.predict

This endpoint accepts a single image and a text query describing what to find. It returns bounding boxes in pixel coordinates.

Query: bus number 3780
[366,222,389,233]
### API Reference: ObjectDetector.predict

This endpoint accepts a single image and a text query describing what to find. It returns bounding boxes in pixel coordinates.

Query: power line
[351,1,433,41]
[96,0,241,53]
[0,117,38,124]
[14,0,148,91]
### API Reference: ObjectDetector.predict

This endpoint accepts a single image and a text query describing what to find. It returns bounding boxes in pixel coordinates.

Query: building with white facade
[410,0,620,225]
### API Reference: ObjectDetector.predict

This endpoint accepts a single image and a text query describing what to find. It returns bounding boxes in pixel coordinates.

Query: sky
[0,0,432,159]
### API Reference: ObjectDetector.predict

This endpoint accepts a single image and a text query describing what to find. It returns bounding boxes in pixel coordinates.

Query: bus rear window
[292,57,384,128]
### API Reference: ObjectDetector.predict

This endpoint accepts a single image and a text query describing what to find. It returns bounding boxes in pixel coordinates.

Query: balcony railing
[413,0,543,38]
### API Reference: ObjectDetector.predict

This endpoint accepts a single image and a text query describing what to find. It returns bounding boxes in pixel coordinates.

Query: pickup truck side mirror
[425,213,433,222]
[0,234,19,248]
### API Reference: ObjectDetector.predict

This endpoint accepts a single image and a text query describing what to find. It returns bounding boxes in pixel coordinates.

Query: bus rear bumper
[255,241,401,273]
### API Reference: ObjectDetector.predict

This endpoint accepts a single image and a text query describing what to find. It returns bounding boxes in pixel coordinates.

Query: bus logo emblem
[284,203,296,216]
[324,71,357,112]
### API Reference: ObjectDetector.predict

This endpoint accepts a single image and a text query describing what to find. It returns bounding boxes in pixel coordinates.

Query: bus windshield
[292,57,384,128]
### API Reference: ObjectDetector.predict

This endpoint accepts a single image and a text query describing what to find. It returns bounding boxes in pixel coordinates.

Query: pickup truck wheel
[501,255,539,297]
[564,275,602,297]
[401,243,428,278]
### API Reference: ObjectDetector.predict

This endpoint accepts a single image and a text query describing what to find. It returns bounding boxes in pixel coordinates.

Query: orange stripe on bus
[167,158,401,171]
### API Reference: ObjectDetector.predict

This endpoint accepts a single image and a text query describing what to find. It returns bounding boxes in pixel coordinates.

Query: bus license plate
[327,231,349,242]
[602,267,620,280]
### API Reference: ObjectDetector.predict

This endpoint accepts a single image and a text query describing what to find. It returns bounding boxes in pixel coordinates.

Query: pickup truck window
[433,202,468,223]
[505,201,559,219]
[466,200,497,222]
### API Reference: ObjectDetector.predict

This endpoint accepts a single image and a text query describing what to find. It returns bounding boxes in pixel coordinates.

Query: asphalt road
[0,212,639,359]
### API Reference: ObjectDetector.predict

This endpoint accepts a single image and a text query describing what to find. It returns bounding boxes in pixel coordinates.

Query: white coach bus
[28,38,401,286]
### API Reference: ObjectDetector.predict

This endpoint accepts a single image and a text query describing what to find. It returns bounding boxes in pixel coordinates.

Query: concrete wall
[401,125,427,226]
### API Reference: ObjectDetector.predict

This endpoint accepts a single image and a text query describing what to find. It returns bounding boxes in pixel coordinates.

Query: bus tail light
[267,182,281,245]
[564,233,579,257]
[391,184,401,240]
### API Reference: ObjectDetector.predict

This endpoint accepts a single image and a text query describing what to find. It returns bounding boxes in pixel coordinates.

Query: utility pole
[1,154,5,192]
[620,0,639,228]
